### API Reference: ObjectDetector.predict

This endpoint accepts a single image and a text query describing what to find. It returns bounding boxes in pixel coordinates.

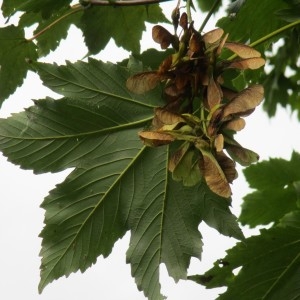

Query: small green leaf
[243,152,300,191]
[240,187,298,227]
[0,25,37,104]
[191,221,300,300]
[240,152,300,227]
[199,183,244,240]
[0,58,243,299]
[78,5,167,54]
[261,28,300,118]
[120,48,174,71]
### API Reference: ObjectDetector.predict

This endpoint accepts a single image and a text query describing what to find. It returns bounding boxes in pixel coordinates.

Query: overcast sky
[1,1,300,299]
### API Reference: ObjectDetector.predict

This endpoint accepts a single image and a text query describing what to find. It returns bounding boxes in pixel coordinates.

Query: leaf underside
[0,59,243,299]
[193,219,300,300]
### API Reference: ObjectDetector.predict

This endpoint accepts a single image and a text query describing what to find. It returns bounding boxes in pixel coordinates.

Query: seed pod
[202,28,224,44]
[222,85,264,119]
[139,131,175,147]
[172,7,180,31]
[126,72,162,94]
[152,25,174,49]
[224,42,262,58]
[179,12,188,30]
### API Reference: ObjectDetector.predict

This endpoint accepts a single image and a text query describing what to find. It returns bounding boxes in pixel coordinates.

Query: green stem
[250,19,300,48]
[186,0,192,23]
[27,4,83,41]
[228,19,300,60]
[199,0,221,32]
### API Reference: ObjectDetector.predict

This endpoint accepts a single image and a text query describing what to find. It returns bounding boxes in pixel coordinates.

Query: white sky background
[1,1,300,299]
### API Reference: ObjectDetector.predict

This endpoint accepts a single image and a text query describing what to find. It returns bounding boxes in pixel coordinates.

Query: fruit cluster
[126,10,265,198]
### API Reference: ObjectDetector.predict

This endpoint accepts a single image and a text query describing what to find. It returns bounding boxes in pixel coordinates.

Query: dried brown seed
[214,134,224,152]
[222,117,246,131]
[202,28,224,44]
[207,77,223,109]
[226,57,265,70]
[199,149,231,198]
[224,42,261,58]
[216,151,237,183]
[153,107,185,129]
[179,12,188,30]
[126,72,164,94]
[222,85,264,119]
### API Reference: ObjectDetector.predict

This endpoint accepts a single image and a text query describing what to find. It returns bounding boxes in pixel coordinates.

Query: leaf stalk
[199,0,222,32]
[228,19,300,60]
[250,19,300,48]
[27,4,83,42]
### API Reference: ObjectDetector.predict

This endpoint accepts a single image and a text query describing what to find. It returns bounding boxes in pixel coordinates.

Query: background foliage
[0,0,300,299]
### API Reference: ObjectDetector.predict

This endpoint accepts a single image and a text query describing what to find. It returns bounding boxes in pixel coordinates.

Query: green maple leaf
[195,0,222,12]
[0,59,243,299]
[240,152,300,227]
[0,25,37,105]
[78,5,168,54]
[262,28,300,118]
[2,0,71,18]
[189,213,300,300]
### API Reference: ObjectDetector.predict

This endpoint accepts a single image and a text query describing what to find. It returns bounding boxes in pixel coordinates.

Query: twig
[81,0,173,6]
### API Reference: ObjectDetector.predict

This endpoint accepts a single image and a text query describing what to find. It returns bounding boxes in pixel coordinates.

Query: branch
[27,4,83,42]
[81,0,173,6]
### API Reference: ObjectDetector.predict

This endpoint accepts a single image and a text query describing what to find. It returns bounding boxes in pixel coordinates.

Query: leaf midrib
[40,145,148,291]
[0,117,152,140]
